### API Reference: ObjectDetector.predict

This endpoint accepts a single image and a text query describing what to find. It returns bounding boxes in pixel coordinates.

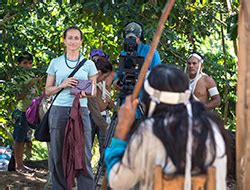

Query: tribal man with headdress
[186,53,221,110]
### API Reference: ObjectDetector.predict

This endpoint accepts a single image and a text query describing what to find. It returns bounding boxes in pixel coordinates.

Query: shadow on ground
[0,160,49,190]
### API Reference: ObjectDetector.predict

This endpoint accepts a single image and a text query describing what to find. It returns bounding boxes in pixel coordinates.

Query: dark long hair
[94,57,113,74]
[141,64,229,174]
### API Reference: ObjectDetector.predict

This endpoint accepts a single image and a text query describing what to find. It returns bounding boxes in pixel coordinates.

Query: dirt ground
[0,160,236,190]
[0,160,49,190]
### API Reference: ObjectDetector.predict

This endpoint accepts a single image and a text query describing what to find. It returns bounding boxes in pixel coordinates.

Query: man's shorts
[12,109,32,143]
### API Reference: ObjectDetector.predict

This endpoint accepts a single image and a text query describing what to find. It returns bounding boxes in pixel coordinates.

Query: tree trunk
[226,0,232,13]
[236,0,250,189]
[220,13,229,124]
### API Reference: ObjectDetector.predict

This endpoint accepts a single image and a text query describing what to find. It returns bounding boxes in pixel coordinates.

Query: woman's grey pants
[49,106,94,190]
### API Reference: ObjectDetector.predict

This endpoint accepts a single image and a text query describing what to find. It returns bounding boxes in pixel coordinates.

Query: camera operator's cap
[124,22,142,39]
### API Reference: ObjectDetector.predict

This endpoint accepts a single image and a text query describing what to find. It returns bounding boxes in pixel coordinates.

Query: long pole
[131,0,175,100]
[102,1,176,189]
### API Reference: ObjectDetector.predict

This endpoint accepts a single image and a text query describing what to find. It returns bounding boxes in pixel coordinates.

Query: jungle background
[0,0,238,189]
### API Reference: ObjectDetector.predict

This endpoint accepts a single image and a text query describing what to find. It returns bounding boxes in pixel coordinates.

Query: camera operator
[113,21,161,119]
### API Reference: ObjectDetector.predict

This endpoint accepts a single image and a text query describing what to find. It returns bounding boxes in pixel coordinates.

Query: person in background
[13,52,37,172]
[113,21,161,91]
[113,21,161,124]
[45,26,98,190]
[88,49,114,157]
[89,49,115,114]
[88,56,113,157]
[105,64,229,190]
[186,53,221,110]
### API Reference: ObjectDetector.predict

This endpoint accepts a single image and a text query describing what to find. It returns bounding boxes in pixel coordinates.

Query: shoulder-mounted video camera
[118,37,144,96]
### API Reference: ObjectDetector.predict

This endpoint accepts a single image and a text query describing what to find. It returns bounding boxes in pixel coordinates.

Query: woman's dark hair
[139,64,229,175]
[63,26,83,39]
[94,57,113,74]
[17,51,33,64]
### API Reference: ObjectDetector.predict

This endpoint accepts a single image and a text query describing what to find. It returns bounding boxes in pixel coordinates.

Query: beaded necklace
[64,53,81,69]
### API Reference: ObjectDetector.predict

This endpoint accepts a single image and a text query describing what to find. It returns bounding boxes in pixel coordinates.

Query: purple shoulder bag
[25,94,46,125]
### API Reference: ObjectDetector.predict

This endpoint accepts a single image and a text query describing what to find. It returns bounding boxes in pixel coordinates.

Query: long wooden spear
[132,0,175,100]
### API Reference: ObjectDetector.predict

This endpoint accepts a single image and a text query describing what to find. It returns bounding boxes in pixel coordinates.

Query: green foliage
[203,51,237,130]
[227,13,238,40]
[31,140,48,160]
[91,136,101,173]
[0,125,13,146]
[1,0,239,157]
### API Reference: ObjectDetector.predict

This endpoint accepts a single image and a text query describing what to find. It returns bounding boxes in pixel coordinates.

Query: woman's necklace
[64,53,81,69]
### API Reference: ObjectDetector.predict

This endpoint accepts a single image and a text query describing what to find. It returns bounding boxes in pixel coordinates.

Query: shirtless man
[186,53,221,110]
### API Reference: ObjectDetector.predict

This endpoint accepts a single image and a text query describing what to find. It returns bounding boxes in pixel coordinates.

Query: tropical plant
[0,0,239,158]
